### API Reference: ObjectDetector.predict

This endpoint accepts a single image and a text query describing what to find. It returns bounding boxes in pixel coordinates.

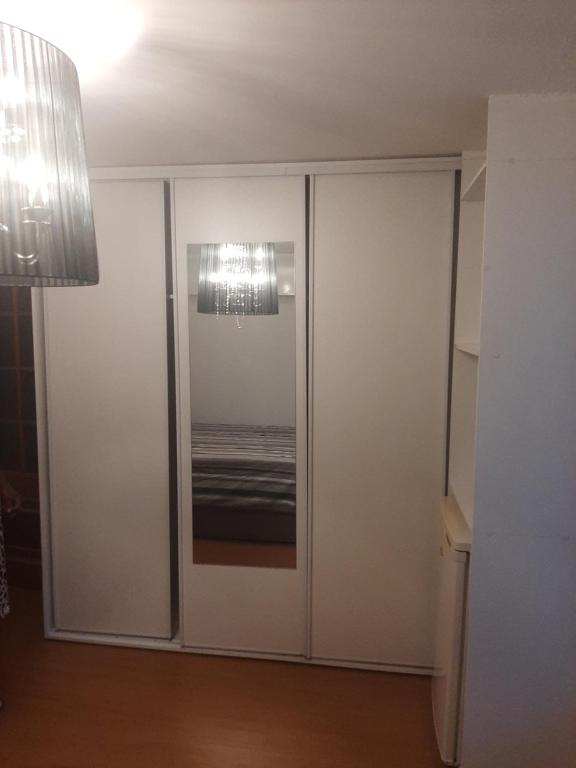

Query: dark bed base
[193,506,296,545]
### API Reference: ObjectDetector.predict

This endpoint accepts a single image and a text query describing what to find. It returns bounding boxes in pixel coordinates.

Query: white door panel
[311,172,453,667]
[43,180,172,638]
[176,176,307,654]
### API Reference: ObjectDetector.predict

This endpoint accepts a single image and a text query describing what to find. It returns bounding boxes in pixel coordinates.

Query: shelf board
[461,163,486,202]
[442,489,472,552]
[455,339,480,357]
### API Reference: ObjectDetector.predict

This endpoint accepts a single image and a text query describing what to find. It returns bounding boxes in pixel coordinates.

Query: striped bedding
[191,424,296,544]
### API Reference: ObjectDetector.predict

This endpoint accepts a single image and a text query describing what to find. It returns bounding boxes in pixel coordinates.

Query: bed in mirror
[187,241,297,569]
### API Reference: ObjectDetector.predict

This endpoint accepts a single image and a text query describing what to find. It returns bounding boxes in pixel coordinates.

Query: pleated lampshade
[198,243,279,316]
[0,22,98,286]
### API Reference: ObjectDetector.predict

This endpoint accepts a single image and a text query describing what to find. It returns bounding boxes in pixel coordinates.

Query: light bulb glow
[1,1,143,82]
[19,154,51,207]
[0,74,27,105]
[208,270,268,287]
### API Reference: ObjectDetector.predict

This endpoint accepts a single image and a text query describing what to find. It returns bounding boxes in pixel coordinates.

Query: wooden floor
[194,538,297,568]
[0,589,444,768]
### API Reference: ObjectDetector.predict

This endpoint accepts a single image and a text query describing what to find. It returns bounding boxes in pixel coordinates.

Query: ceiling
[6,0,576,166]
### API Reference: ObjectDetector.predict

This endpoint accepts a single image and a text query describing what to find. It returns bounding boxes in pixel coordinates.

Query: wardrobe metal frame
[33,155,461,674]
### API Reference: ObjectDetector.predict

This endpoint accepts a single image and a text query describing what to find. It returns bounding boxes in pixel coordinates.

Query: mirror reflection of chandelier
[197,242,278,318]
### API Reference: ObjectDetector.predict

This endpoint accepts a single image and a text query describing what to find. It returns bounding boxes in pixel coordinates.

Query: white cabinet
[38,180,173,638]
[432,150,484,763]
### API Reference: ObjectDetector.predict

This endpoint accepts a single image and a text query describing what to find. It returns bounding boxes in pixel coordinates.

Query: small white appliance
[432,493,472,766]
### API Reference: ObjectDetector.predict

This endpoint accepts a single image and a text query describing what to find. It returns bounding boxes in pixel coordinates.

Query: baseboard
[45,627,433,675]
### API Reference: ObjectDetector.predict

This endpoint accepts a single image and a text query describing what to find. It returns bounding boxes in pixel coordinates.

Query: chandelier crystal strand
[0,22,98,286]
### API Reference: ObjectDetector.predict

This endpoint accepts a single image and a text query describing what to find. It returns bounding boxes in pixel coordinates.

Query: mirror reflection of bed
[188,242,297,569]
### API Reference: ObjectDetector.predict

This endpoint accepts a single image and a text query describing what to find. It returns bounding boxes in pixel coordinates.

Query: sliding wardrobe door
[41,180,172,638]
[311,172,453,669]
[175,176,307,655]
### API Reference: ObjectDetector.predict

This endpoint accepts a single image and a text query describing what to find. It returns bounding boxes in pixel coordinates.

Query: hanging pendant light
[0,22,98,286]
[197,242,278,317]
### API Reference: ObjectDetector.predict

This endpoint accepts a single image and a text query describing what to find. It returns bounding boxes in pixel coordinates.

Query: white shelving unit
[448,150,486,528]
[455,339,480,357]
[460,163,486,203]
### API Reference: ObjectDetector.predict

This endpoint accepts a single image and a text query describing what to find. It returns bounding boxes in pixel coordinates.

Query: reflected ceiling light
[198,243,279,322]
[0,1,142,82]
[0,21,98,285]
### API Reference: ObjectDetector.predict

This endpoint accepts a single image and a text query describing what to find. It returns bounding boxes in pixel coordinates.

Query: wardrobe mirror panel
[187,241,297,569]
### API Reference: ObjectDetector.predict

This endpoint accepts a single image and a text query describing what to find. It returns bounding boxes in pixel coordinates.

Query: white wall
[461,94,576,767]
[188,295,296,427]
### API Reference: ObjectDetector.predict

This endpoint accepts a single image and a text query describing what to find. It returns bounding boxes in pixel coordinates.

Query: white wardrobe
[35,159,457,672]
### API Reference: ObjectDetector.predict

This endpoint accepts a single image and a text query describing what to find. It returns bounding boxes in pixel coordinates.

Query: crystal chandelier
[0,22,98,286]
[197,243,279,318]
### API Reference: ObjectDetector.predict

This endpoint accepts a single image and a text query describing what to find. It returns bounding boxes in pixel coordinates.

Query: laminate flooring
[0,589,444,767]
